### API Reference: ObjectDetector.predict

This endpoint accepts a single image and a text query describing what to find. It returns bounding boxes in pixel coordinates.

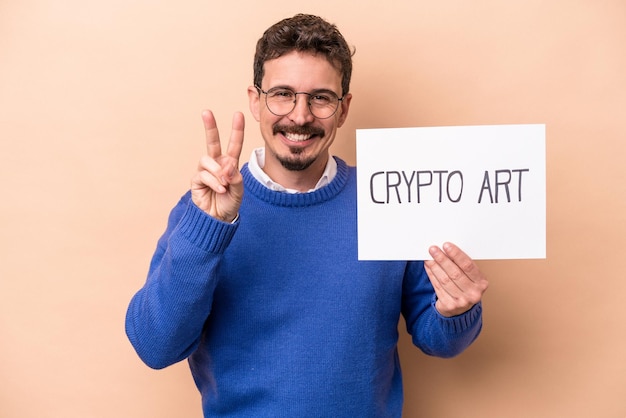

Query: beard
[272,123,326,171]
[277,147,315,171]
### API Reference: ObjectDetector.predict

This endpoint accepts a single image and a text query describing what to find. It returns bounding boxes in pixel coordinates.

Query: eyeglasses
[255,85,344,119]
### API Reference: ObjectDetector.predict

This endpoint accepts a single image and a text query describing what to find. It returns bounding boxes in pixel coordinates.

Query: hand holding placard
[425,243,489,317]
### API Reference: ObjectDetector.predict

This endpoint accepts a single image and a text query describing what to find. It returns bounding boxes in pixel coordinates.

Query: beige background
[1,1,625,417]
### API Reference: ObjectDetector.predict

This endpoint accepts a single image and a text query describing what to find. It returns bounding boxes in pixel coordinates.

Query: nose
[288,93,316,125]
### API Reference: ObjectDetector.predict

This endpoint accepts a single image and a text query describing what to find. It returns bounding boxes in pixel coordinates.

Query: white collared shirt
[247,147,337,193]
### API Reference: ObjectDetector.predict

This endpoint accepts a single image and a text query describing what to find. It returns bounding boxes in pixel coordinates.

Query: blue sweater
[125,157,482,417]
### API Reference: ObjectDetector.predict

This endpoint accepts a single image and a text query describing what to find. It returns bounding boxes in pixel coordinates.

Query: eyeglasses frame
[255,85,345,120]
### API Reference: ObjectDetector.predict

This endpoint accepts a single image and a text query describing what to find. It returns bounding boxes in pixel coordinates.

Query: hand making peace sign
[191,110,245,223]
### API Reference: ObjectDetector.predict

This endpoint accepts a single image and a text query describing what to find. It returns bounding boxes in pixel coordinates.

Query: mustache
[272,124,325,137]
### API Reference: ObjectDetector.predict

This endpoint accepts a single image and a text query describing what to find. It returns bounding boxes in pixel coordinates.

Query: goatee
[278,149,316,171]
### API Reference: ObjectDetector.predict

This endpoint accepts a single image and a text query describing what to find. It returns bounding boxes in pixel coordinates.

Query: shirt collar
[247,147,337,193]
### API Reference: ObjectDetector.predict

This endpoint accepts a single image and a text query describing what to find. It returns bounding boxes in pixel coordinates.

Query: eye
[269,89,295,100]
[310,93,333,105]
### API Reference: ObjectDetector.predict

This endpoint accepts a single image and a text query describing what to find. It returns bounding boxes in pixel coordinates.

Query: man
[126,13,488,417]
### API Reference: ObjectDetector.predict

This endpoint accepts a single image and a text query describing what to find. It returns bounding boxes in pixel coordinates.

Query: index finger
[225,111,245,160]
[202,110,222,159]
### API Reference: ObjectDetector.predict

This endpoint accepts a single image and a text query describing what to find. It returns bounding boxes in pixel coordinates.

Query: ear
[336,93,352,128]
[248,86,261,122]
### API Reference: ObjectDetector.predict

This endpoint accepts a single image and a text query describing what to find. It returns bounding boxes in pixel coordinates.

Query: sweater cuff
[433,298,483,335]
[176,200,238,254]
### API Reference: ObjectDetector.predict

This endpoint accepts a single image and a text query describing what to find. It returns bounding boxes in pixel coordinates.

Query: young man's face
[248,51,352,176]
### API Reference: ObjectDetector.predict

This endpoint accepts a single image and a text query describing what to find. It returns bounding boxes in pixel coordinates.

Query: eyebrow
[268,85,340,96]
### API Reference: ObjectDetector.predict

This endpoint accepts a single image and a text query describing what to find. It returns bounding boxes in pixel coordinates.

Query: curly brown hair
[253,14,354,96]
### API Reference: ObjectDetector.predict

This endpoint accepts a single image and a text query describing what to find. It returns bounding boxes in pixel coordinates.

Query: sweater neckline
[241,157,350,207]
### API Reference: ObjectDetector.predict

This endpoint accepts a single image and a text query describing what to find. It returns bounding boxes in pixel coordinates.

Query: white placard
[356,124,546,260]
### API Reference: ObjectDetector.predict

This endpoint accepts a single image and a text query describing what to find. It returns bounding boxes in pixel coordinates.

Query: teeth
[285,133,311,142]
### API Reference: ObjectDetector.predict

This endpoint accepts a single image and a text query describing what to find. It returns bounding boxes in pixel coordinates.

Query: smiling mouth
[284,132,313,142]
[273,124,324,143]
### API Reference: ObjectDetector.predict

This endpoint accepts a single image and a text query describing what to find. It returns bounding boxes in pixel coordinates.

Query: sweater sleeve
[125,192,238,369]
[401,261,483,358]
